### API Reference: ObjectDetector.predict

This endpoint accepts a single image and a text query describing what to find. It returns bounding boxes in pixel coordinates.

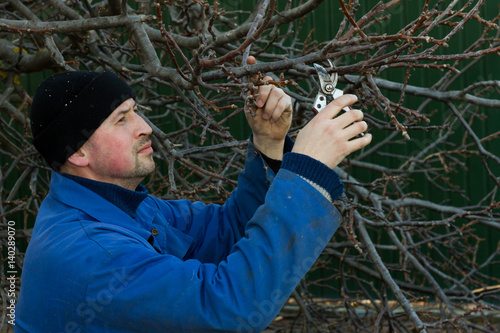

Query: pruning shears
[312,60,351,114]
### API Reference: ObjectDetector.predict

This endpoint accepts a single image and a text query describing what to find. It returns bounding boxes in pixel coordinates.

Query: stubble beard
[129,138,155,179]
[131,153,155,179]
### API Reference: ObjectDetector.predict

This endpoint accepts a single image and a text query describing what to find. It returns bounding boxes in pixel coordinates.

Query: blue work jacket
[16,142,342,332]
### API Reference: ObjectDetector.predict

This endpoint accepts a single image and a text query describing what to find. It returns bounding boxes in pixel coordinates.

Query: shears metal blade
[312,61,351,114]
[312,60,364,136]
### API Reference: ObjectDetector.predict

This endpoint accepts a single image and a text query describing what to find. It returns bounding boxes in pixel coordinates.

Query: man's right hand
[244,56,292,161]
[292,94,372,169]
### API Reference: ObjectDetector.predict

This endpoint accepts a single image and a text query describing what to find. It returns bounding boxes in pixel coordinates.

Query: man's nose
[134,112,153,137]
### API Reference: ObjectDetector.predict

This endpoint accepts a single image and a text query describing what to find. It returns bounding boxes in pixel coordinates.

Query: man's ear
[67,149,89,167]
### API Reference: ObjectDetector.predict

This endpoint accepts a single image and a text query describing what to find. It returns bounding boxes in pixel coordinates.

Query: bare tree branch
[1,0,500,331]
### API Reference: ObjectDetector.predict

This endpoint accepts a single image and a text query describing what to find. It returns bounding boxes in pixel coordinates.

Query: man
[16,63,371,332]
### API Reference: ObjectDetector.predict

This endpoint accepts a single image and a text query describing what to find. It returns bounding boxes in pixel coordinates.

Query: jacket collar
[61,173,148,218]
[48,171,153,239]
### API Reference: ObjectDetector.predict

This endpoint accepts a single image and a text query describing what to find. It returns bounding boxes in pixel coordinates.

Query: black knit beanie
[30,71,136,170]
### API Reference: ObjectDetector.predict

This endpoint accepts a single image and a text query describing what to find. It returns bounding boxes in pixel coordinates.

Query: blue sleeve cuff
[281,153,345,201]
[283,135,294,153]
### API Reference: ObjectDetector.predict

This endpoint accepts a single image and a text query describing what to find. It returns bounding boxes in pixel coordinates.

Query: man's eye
[118,117,126,123]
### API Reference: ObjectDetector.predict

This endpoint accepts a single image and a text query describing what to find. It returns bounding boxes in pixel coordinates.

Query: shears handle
[312,89,364,137]
[312,89,352,114]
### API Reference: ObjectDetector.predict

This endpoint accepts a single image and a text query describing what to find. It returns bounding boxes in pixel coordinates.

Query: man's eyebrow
[112,103,137,120]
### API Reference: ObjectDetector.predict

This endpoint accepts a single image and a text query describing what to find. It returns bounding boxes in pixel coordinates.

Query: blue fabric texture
[257,134,344,202]
[281,152,345,201]
[16,140,343,332]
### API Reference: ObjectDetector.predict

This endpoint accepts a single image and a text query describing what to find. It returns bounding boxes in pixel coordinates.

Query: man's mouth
[138,141,153,154]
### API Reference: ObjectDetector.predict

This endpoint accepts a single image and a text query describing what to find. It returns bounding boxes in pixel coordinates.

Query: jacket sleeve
[82,169,343,332]
[164,137,283,263]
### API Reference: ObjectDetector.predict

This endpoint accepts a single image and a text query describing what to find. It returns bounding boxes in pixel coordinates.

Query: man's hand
[292,94,372,169]
[245,56,292,160]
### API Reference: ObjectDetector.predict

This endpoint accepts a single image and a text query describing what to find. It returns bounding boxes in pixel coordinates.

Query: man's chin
[145,160,156,175]
[131,160,156,179]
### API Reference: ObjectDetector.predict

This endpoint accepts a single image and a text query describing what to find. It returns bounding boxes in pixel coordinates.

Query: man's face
[81,98,155,189]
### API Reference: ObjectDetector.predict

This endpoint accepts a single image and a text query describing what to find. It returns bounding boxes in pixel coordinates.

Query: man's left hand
[245,56,293,160]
